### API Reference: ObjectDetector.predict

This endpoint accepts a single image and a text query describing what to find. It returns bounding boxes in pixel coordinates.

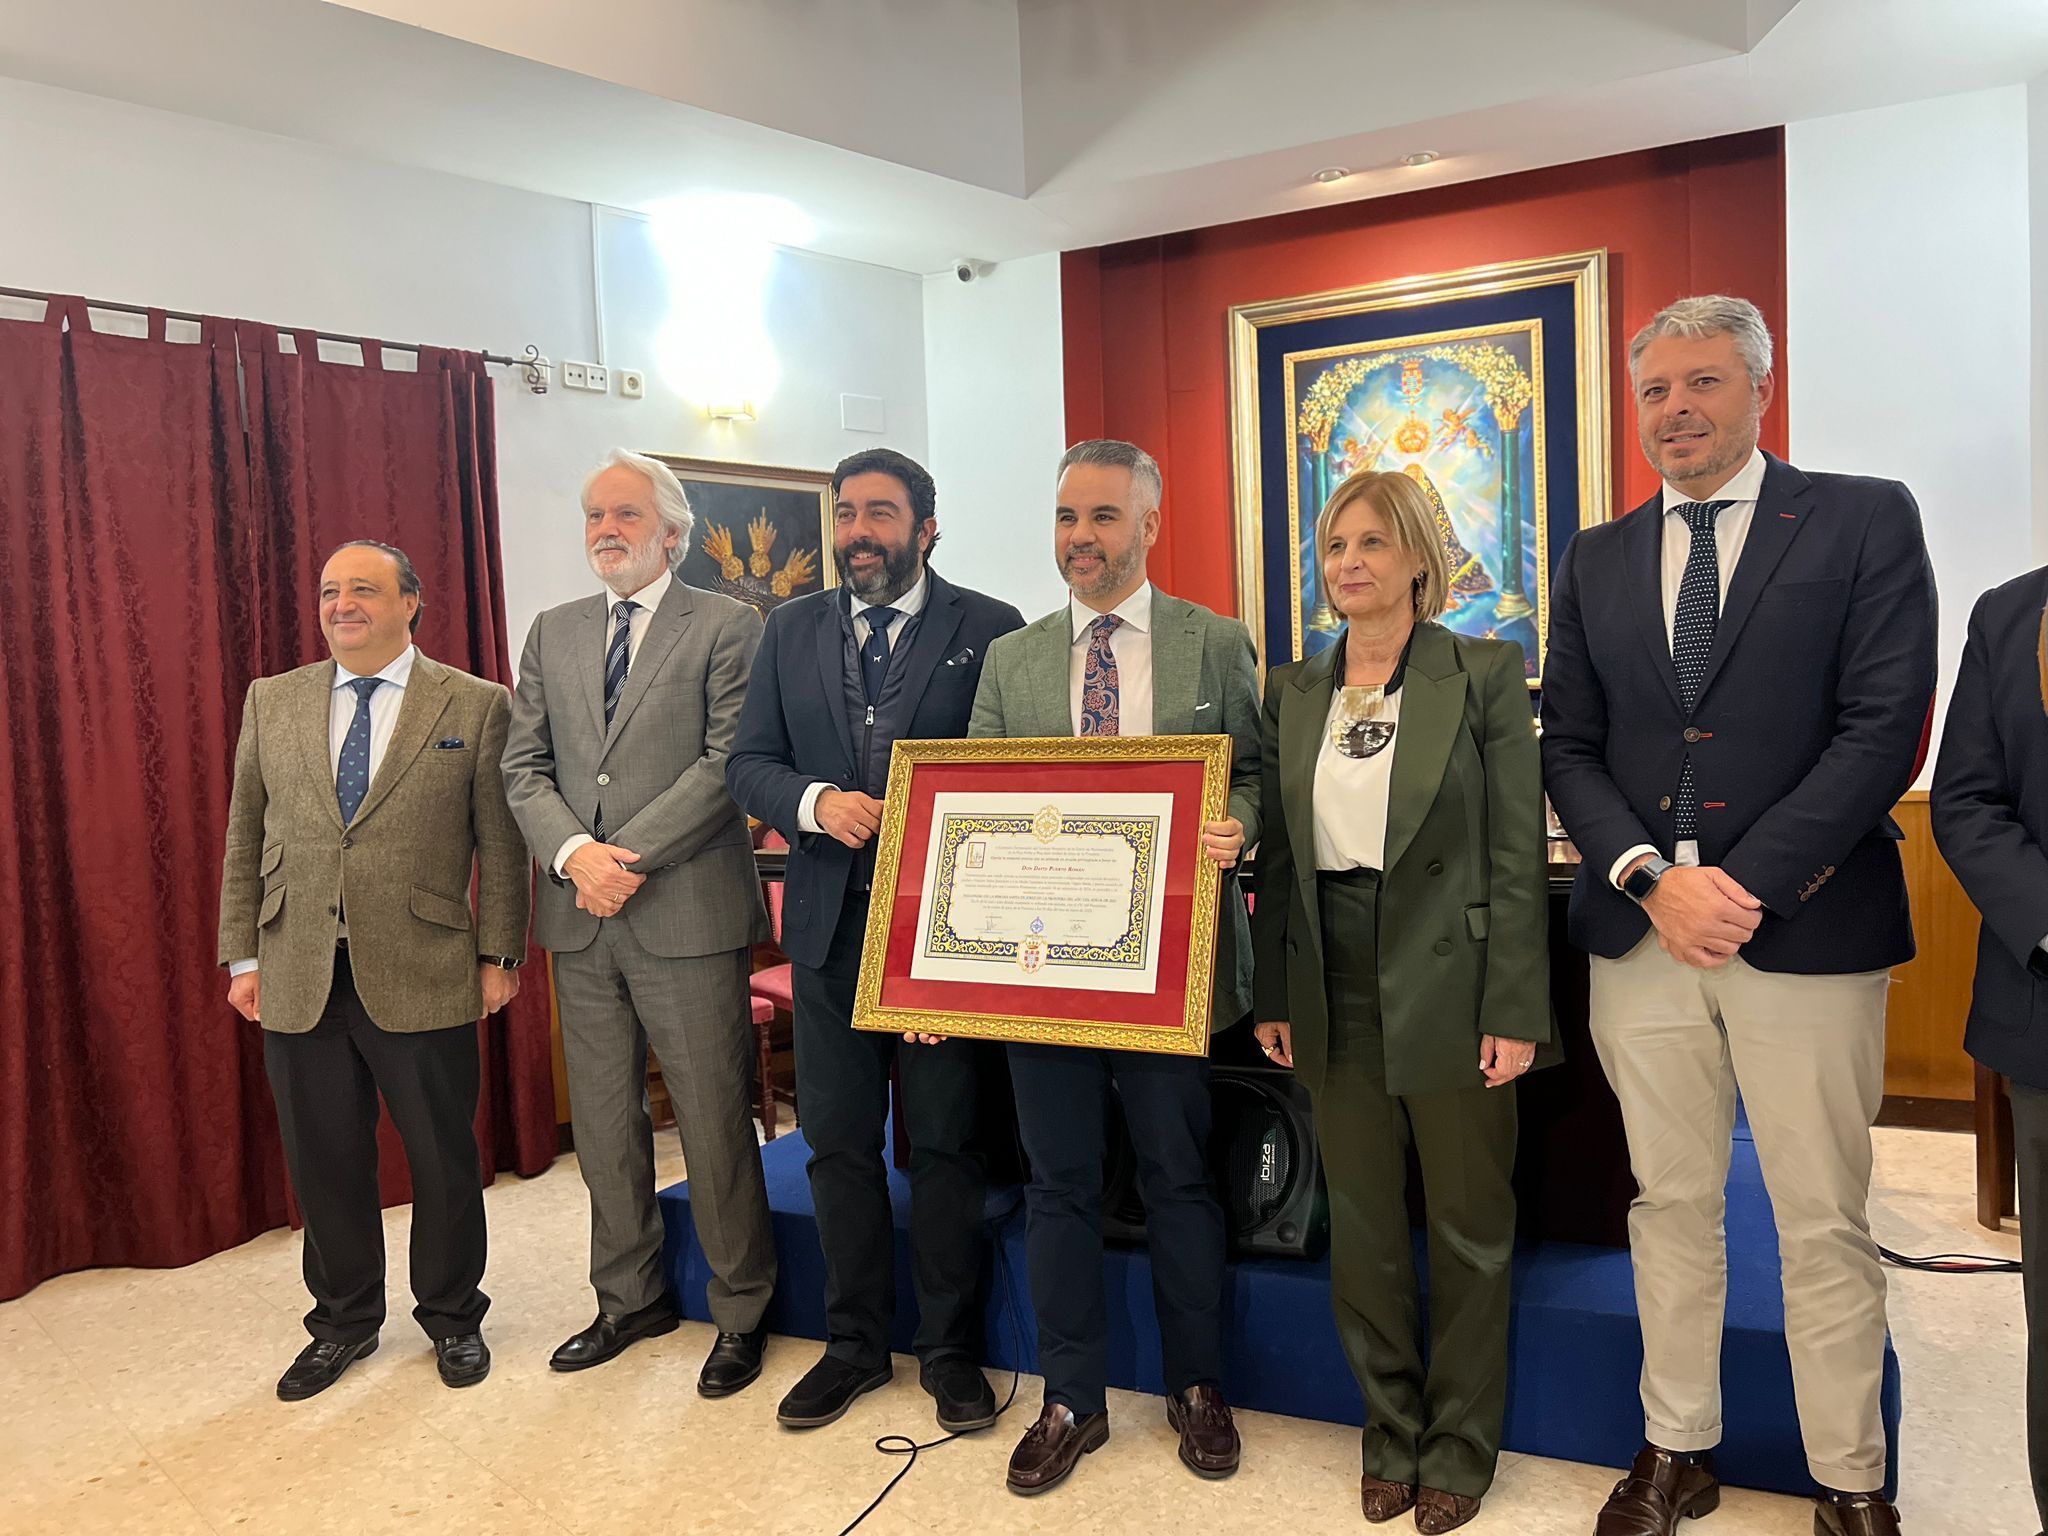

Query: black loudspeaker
[1101,1064,1330,1261]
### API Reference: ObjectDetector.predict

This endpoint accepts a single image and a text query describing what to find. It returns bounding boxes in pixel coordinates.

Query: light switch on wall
[840,393,886,433]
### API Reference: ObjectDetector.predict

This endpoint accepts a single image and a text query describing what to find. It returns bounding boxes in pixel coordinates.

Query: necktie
[1080,614,1123,736]
[335,676,382,825]
[1670,500,1732,839]
[860,607,901,705]
[603,600,637,729]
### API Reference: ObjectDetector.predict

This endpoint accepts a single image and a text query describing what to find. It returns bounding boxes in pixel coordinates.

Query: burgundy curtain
[0,301,285,1299]
[0,302,553,1303]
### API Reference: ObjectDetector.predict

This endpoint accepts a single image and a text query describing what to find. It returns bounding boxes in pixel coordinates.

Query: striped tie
[1670,500,1731,839]
[604,600,637,729]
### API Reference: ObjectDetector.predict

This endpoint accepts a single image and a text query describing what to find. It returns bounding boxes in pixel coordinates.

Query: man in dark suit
[1931,571,2048,1536]
[969,439,1260,1497]
[726,448,1024,1433]
[1541,296,1936,1536]
[219,540,531,1401]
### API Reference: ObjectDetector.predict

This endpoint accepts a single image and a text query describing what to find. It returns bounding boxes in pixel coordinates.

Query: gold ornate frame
[1226,249,1611,681]
[852,734,1234,1055]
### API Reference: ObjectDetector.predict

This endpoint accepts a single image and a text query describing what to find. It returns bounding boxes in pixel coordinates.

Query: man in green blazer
[968,439,1259,1497]
[219,540,531,1402]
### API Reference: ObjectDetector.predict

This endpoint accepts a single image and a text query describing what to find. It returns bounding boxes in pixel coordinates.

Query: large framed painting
[648,454,834,619]
[1227,250,1610,684]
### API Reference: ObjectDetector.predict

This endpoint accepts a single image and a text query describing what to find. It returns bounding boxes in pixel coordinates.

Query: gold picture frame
[852,735,1234,1055]
[646,453,834,618]
[1226,249,1611,684]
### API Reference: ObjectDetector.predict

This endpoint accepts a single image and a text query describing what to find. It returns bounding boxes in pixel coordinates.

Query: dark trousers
[1008,1040,1223,1416]
[2014,1080,2048,1534]
[1314,868,1518,1499]
[262,948,488,1345]
[792,892,985,1370]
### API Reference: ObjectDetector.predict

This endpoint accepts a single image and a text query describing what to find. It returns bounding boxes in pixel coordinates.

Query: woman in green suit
[1251,469,1551,1532]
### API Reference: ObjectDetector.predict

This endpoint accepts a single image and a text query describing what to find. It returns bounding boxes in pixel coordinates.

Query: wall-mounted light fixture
[707,401,757,422]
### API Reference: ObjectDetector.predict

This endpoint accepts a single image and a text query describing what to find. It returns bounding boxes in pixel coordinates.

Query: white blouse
[1312,684,1403,871]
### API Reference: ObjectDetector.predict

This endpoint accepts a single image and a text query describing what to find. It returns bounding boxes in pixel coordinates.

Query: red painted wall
[1061,130,1788,617]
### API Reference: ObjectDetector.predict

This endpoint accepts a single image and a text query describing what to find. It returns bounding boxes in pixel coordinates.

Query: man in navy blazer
[726,448,1025,1435]
[1930,568,2048,1536]
[1542,296,1935,1536]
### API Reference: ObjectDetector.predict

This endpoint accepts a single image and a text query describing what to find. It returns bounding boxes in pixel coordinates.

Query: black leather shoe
[434,1333,490,1389]
[776,1354,892,1428]
[920,1354,998,1432]
[548,1301,679,1372]
[1813,1493,1902,1535]
[697,1325,767,1398]
[276,1335,377,1401]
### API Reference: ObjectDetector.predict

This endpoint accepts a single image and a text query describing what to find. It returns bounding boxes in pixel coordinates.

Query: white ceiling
[4,0,2047,274]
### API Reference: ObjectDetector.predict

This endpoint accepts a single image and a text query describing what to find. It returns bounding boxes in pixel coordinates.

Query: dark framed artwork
[648,454,834,618]
[1227,250,1611,684]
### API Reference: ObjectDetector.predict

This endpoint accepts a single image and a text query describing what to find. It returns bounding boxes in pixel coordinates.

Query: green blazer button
[1433,938,1452,956]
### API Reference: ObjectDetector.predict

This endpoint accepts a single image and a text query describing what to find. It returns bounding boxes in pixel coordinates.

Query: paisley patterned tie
[1079,614,1122,737]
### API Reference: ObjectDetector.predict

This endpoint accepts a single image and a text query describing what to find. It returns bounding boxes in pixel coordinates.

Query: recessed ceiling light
[1312,167,1351,185]
[1403,151,1441,168]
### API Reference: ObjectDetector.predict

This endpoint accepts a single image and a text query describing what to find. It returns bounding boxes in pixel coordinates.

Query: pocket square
[943,648,976,666]
[433,738,467,750]
[1194,702,1214,713]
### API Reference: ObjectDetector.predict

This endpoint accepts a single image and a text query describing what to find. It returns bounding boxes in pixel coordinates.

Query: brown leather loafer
[1005,1404,1110,1496]
[1415,1487,1482,1533]
[1813,1494,1901,1535]
[1595,1445,1721,1535]
[1359,1471,1417,1522]
[1166,1384,1240,1478]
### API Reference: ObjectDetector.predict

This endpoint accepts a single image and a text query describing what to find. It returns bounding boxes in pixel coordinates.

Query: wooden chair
[749,829,798,1139]
[1977,1062,2019,1231]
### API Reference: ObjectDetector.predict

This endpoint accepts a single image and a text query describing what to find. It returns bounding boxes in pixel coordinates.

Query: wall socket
[619,369,645,399]
[562,361,609,393]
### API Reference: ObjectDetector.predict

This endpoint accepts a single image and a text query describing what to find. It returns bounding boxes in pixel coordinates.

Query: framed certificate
[852,736,1234,1055]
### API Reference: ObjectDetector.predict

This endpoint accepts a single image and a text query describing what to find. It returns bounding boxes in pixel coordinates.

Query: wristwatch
[480,955,524,971]
[1622,856,1675,904]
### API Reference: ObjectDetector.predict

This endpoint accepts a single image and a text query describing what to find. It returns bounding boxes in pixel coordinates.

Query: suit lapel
[1025,610,1076,738]
[1383,624,1466,874]
[351,655,451,827]
[1694,453,1811,706]
[1283,644,1339,921]
[573,596,609,745]
[604,580,695,756]
[1148,593,1201,735]
[815,593,857,767]
[1620,494,1683,712]
[893,574,966,722]
[302,661,344,829]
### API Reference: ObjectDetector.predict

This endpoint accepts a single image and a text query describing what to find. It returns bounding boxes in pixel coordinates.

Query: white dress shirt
[795,570,930,835]
[1609,448,1768,889]
[1313,685,1403,870]
[1068,582,1155,738]
[229,644,418,975]
[553,566,675,874]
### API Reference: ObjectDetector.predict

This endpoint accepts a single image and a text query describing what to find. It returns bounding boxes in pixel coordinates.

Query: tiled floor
[1,1129,2031,1534]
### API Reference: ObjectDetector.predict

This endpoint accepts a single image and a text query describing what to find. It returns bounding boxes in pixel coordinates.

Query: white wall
[0,75,930,659]
[1787,84,2034,782]
[2032,75,2048,565]
[921,254,1071,621]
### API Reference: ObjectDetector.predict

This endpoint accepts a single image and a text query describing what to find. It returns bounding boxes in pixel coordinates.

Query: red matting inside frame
[878,756,1210,1030]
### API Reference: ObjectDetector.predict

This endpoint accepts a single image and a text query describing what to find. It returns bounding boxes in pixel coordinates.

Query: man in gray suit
[219,539,531,1401]
[502,448,776,1396]
[969,439,1259,1496]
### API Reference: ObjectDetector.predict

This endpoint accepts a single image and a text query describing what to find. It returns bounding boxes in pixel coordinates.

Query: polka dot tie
[335,676,381,825]
[1670,500,1732,840]
[1079,614,1122,737]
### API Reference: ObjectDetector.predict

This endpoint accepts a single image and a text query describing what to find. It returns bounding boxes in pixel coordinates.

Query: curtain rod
[0,286,531,369]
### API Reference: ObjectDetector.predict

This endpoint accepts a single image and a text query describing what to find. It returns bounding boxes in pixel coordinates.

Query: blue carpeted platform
[659,1120,1900,1498]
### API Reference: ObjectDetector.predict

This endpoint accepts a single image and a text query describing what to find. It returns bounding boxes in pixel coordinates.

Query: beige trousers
[1589,935,1892,1492]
